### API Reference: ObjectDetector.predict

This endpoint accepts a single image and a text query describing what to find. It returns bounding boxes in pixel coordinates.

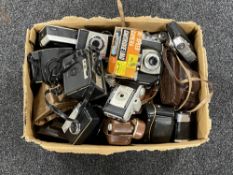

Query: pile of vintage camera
[28,22,200,145]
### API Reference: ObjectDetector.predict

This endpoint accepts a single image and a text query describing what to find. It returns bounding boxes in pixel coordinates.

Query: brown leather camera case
[160,49,200,110]
[103,118,146,145]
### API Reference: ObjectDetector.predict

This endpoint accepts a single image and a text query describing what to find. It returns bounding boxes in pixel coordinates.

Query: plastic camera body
[62,50,107,101]
[167,22,197,64]
[103,85,145,122]
[61,103,100,145]
[76,29,112,60]
[39,25,78,48]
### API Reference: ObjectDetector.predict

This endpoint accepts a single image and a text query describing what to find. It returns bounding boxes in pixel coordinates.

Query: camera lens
[92,40,100,48]
[148,56,158,66]
[177,43,185,50]
[120,93,124,98]
[69,122,81,135]
[144,53,160,71]
[89,36,104,51]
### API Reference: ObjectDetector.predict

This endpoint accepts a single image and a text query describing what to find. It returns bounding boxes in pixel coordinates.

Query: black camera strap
[44,86,75,123]
[44,48,101,124]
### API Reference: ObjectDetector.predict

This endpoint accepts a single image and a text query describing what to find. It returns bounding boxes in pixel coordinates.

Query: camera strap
[44,88,71,122]
[162,47,213,112]
[141,84,159,105]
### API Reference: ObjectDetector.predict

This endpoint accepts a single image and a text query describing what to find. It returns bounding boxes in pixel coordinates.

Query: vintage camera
[103,85,145,122]
[103,118,146,145]
[167,21,197,64]
[61,103,101,144]
[27,48,74,84]
[76,29,112,60]
[38,25,78,47]
[62,50,107,101]
[174,112,191,142]
[136,33,163,86]
[143,104,175,143]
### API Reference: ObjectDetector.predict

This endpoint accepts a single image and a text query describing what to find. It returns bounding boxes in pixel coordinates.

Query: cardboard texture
[23,16,211,155]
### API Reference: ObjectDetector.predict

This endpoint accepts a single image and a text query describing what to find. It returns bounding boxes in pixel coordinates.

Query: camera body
[136,33,163,86]
[143,103,192,143]
[27,47,74,84]
[61,103,101,145]
[39,25,78,48]
[167,22,197,64]
[62,50,107,101]
[143,104,175,143]
[103,85,145,122]
[76,29,112,60]
[174,112,191,142]
[103,118,146,145]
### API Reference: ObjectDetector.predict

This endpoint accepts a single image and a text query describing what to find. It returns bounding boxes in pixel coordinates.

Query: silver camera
[103,85,145,122]
[76,29,112,60]
[171,36,197,64]
[39,25,78,47]
[139,49,162,75]
[167,22,197,64]
[136,32,163,85]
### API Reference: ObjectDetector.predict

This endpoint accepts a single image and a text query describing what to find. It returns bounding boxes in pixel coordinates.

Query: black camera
[61,103,101,145]
[167,22,197,64]
[143,103,193,143]
[38,25,78,48]
[143,103,175,143]
[27,47,74,84]
[62,50,107,101]
[136,32,163,86]
[76,29,112,60]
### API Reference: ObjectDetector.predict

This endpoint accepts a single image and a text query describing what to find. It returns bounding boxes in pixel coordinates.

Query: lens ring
[143,53,160,70]
[89,36,104,51]
[69,122,81,135]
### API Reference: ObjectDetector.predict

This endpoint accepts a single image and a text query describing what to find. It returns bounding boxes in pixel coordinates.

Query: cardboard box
[23,16,211,155]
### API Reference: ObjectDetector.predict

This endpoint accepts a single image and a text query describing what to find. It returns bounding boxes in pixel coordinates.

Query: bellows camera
[38,25,78,48]
[167,21,197,64]
[103,85,145,122]
[136,32,163,85]
[76,29,112,60]
[62,50,107,101]
[27,47,74,84]
[61,103,101,145]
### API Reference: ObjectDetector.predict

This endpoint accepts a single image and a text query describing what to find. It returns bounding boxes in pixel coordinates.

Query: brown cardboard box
[23,16,211,155]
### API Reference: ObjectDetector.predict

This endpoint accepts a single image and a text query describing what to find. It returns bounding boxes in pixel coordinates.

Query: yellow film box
[108,27,143,79]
